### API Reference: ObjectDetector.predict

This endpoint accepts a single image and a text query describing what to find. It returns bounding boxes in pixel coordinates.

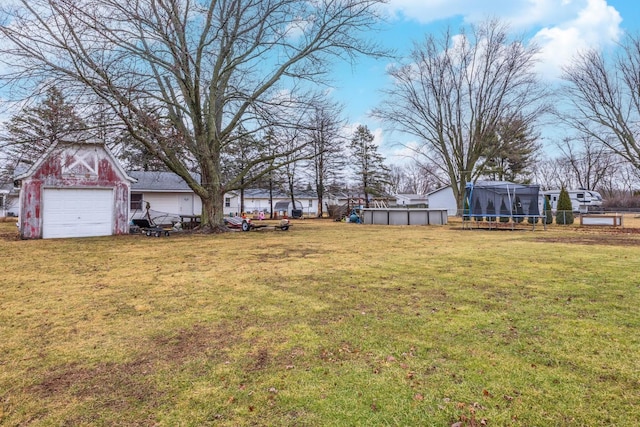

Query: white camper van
[542,189,603,213]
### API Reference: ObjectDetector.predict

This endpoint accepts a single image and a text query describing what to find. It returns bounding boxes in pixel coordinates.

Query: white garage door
[43,188,114,238]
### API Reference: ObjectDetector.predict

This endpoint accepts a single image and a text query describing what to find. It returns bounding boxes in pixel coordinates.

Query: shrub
[556,187,574,225]
[543,195,553,224]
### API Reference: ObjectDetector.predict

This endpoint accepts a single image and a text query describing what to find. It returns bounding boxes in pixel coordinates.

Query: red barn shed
[16,141,134,239]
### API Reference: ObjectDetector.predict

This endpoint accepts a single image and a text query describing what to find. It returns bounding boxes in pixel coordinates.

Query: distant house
[16,141,134,239]
[427,185,458,216]
[128,170,321,219]
[334,192,397,209]
[128,170,203,223]
[0,182,20,217]
[394,193,428,207]
[237,189,320,218]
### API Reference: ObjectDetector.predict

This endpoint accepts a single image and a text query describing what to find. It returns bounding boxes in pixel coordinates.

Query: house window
[225,197,231,208]
[130,193,143,211]
[308,199,312,207]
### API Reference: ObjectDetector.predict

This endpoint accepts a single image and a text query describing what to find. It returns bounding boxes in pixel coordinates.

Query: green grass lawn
[1,219,639,426]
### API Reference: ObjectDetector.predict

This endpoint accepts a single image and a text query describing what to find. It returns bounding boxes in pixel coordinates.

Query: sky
[0,0,636,169]
[330,0,639,164]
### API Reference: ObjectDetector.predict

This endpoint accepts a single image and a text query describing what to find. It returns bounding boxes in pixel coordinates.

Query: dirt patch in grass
[151,322,229,362]
[27,321,247,423]
[29,358,164,426]
[248,347,271,371]
[33,358,161,404]
[0,228,18,241]
[539,227,640,246]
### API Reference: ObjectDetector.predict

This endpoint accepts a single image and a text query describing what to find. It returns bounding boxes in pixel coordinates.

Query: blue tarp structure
[463,181,541,221]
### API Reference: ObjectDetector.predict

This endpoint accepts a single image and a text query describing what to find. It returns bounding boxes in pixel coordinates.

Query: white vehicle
[542,189,603,213]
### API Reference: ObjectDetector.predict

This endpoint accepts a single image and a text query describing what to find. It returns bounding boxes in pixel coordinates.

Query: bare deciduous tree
[372,19,548,210]
[556,136,618,191]
[562,33,640,172]
[403,160,445,195]
[532,157,569,190]
[305,103,347,217]
[0,0,385,230]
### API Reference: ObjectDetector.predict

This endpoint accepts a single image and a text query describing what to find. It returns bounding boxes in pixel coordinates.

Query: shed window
[130,193,143,210]
[225,197,231,207]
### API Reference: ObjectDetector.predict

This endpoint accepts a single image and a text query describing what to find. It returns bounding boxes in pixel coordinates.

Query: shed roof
[426,185,453,196]
[14,140,134,183]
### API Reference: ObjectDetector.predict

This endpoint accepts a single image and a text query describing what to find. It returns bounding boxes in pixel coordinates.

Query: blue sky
[329,0,639,164]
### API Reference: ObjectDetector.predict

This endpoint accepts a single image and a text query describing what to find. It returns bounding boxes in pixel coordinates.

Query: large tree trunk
[200,190,227,232]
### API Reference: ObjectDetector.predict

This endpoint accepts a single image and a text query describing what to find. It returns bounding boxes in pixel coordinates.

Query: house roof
[427,184,454,196]
[241,188,316,200]
[127,171,320,199]
[334,191,396,200]
[396,193,428,202]
[128,170,200,192]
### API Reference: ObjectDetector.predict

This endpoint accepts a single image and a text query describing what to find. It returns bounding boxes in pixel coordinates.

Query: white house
[394,193,428,207]
[0,184,9,217]
[128,170,202,223]
[334,192,397,209]
[427,185,458,216]
[129,170,321,220]
[233,189,319,218]
[1,181,20,218]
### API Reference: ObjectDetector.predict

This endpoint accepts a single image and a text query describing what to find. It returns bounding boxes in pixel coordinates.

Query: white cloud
[386,139,422,165]
[283,16,314,40]
[385,0,623,80]
[532,0,622,79]
[384,0,550,26]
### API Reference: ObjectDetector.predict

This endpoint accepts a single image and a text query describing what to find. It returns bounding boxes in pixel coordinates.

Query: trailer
[224,216,291,231]
[542,189,603,213]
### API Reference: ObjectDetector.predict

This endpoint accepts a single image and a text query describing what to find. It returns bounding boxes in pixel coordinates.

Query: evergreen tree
[479,117,540,183]
[350,125,390,208]
[543,195,553,224]
[556,187,574,225]
[0,87,85,175]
